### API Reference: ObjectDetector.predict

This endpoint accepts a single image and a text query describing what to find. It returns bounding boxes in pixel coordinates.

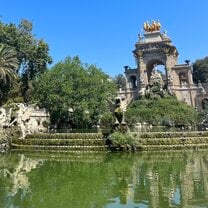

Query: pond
[0,150,208,208]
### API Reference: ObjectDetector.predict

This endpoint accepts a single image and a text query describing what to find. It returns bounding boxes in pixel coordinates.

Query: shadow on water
[1,150,208,208]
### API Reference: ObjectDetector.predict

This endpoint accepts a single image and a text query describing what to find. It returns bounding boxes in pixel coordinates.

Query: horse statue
[143,20,161,32]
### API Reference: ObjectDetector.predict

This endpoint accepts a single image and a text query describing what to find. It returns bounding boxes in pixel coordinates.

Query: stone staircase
[11,131,208,152]
[133,131,208,151]
[11,133,108,151]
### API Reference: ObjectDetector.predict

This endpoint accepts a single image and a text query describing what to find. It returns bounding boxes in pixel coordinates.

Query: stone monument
[118,20,205,109]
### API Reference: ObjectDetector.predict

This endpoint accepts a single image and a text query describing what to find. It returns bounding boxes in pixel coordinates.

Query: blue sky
[1,0,208,76]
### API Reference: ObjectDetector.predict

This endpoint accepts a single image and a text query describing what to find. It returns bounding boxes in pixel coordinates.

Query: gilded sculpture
[143,20,161,32]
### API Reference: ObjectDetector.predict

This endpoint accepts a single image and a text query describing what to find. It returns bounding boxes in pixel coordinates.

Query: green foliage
[0,43,19,103]
[0,44,18,83]
[1,77,24,105]
[109,132,136,151]
[193,57,208,83]
[100,112,114,129]
[32,56,116,128]
[113,74,126,90]
[0,19,52,102]
[126,96,198,127]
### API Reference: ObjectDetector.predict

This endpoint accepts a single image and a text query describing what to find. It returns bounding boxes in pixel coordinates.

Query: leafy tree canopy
[193,57,208,83]
[32,56,116,129]
[0,43,19,104]
[126,96,198,128]
[0,19,52,102]
[113,74,126,90]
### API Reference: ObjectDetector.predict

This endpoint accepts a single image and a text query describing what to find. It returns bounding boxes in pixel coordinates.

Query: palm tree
[0,43,19,85]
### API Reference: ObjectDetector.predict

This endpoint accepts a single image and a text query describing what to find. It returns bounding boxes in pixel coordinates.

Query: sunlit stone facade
[119,22,206,109]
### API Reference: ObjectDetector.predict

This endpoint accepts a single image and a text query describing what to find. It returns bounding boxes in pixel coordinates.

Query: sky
[1,0,208,77]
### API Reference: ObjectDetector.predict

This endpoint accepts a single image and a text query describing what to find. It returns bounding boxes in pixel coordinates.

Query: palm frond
[0,44,19,85]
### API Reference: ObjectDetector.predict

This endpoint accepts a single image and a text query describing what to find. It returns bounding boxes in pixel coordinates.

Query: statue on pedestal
[113,96,128,133]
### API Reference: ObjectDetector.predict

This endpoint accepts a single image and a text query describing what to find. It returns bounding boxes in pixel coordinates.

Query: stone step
[26,133,103,140]
[137,137,208,145]
[11,143,108,151]
[137,131,208,139]
[140,143,208,151]
[12,138,106,146]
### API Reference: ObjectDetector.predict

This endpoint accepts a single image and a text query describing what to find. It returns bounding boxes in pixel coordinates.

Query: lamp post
[68,107,74,131]
[85,110,89,130]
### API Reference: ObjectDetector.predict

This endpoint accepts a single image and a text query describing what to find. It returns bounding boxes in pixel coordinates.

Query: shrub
[126,96,198,128]
[109,132,137,151]
[100,112,114,129]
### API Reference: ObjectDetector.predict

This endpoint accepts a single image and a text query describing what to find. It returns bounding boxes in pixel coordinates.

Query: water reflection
[7,155,44,196]
[0,154,44,207]
[0,150,208,207]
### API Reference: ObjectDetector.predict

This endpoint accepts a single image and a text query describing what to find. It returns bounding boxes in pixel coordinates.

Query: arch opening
[146,60,167,84]
[129,75,137,89]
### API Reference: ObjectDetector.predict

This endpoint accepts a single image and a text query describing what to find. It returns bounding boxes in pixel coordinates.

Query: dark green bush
[126,96,199,127]
[100,112,114,129]
[109,132,137,151]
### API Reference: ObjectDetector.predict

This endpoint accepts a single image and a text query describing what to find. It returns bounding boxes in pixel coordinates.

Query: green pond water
[0,150,208,208]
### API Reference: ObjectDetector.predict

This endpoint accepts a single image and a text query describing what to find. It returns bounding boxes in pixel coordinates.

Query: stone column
[136,51,148,87]
[126,77,131,89]
[188,68,193,85]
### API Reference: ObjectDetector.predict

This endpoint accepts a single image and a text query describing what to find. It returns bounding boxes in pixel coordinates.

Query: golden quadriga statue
[143,20,161,32]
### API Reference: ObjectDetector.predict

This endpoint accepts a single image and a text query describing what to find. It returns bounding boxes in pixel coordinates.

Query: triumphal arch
[120,20,205,108]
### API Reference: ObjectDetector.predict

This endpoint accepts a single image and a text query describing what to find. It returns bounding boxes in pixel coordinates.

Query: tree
[0,19,52,102]
[0,43,18,84]
[193,57,208,83]
[126,96,198,128]
[0,43,19,103]
[113,74,126,90]
[32,56,116,129]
